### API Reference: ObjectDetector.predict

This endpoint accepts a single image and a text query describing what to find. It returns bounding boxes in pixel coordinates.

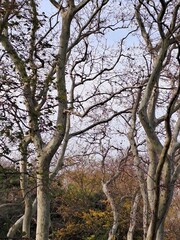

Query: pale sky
[40,0,57,15]
[39,0,138,47]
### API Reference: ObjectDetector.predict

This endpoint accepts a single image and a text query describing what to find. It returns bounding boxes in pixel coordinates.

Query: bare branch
[135,2,153,52]
[69,108,131,138]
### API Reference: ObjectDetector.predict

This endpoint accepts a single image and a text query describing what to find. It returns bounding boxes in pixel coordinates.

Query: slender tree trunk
[7,200,37,238]
[36,163,50,240]
[102,183,119,240]
[19,139,33,238]
[22,197,33,238]
[127,193,140,240]
[108,213,119,240]
[156,221,164,240]
[7,217,25,238]
[146,183,174,240]
[146,221,154,240]
[146,141,157,210]
[146,221,164,240]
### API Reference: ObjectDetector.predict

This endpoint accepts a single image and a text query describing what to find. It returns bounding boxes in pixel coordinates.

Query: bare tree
[0,0,132,239]
[128,1,180,240]
[1,1,179,239]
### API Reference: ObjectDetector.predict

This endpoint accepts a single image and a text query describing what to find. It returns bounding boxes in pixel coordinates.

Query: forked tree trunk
[7,200,37,238]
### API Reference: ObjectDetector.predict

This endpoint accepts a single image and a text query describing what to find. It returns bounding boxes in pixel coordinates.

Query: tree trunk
[146,222,154,240]
[108,215,119,240]
[7,200,37,238]
[156,221,164,240]
[19,144,33,238]
[127,193,140,240]
[36,163,50,240]
[102,183,119,240]
[22,197,33,238]
[146,222,164,240]
[7,217,25,238]
[146,185,174,240]
[146,141,157,211]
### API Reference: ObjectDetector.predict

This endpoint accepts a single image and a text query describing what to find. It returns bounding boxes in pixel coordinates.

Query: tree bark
[156,221,164,240]
[7,200,37,238]
[128,89,148,240]
[127,193,140,240]
[36,162,50,240]
[22,198,33,238]
[102,182,119,240]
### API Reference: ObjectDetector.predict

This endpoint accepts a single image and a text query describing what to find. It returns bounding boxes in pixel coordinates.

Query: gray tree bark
[127,193,140,240]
